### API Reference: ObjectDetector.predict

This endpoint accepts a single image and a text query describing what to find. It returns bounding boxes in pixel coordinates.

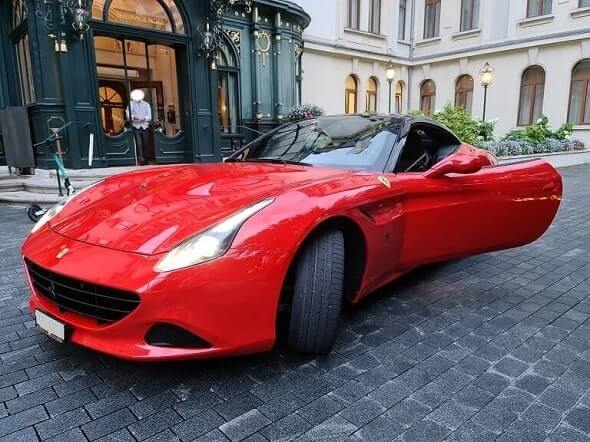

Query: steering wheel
[405,150,432,172]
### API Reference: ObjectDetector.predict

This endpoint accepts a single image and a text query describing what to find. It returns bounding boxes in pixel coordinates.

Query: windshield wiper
[229,158,313,167]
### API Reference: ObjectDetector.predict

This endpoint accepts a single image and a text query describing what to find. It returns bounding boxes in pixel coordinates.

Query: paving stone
[538,387,580,412]
[301,415,357,441]
[0,405,48,438]
[81,408,137,440]
[565,407,590,434]
[446,421,496,442]
[172,409,225,441]
[473,372,510,395]
[384,399,431,429]
[520,402,562,433]
[35,408,91,440]
[426,400,476,431]
[493,357,529,378]
[128,408,183,441]
[296,394,344,425]
[515,374,551,396]
[257,392,304,422]
[489,387,535,413]
[471,406,518,435]
[368,379,412,408]
[455,385,495,410]
[353,415,404,441]
[400,419,450,441]
[259,413,312,441]
[496,420,547,442]
[219,410,270,442]
[0,427,39,442]
[547,425,589,442]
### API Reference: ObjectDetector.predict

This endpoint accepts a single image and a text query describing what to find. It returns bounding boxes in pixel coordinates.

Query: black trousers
[133,127,149,165]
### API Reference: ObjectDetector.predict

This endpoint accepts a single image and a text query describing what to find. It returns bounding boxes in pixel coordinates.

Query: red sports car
[22,115,562,361]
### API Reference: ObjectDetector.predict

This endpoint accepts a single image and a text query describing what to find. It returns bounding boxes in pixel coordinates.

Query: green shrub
[408,105,495,144]
[503,116,573,144]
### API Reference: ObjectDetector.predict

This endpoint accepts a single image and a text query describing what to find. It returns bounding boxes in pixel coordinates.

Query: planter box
[498,149,590,168]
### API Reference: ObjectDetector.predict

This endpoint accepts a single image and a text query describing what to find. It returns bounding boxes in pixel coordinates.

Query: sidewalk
[0,165,151,205]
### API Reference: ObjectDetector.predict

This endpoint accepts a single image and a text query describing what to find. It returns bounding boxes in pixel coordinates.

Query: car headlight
[31,181,103,234]
[155,198,274,273]
[31,204,64,234]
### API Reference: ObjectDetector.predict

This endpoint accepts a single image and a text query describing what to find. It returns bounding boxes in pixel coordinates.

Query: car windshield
[233,115,401,172]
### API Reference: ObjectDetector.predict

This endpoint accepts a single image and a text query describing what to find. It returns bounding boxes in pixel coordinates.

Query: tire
[26,204,44,223]
[287,230,345,354]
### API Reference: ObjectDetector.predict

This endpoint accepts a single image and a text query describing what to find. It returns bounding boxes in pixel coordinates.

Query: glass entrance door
[94,36,186,166]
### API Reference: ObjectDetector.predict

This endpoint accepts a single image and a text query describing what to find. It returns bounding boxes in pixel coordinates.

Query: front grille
[25,259,140,324]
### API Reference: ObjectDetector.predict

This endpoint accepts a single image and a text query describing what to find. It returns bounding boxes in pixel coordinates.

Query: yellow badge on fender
[378,176,391,189]
[56,247,70,260]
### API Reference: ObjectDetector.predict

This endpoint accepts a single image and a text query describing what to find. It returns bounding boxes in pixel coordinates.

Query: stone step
[0,191,62,205]
[0,178,97,195]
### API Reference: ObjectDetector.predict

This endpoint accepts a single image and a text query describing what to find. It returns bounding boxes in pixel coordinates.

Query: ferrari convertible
[22,114,562,360]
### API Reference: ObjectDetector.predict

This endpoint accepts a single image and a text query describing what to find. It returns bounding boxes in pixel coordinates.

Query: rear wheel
[287,230,345,354]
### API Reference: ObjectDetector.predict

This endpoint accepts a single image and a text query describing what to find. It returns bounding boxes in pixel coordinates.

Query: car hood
[50,163,348,255]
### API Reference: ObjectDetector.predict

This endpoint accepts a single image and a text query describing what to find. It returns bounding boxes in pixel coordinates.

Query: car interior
[393,123,461,173]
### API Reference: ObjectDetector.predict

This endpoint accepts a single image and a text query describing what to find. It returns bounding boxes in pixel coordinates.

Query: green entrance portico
[0,0,309,169]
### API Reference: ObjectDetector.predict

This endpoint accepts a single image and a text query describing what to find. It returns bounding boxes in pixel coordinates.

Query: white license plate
[35,310,65,343]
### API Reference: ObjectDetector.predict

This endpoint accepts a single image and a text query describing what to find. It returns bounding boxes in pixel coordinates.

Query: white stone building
[293,0,590,142]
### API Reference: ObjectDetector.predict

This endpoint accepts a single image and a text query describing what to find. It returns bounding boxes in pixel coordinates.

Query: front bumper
[22,226,289,361]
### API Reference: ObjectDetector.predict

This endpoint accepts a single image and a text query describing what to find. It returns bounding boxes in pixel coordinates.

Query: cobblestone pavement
[0,166,590,442]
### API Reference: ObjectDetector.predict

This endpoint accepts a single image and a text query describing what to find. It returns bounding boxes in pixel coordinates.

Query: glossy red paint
[22,143,562,361]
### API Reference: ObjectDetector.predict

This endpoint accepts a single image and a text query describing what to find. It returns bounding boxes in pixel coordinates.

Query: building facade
[0,0,309,169]
[294,0,590,143]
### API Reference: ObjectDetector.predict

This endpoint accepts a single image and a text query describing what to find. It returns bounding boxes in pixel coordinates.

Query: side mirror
[424,155,483,179]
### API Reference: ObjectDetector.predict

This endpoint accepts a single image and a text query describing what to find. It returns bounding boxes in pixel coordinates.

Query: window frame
[517,66,545,127]
[345,75,358,114]
[366,77,378,113]
[398,0,407,40]
[395,81,404,113]
[369,0,381,34]
[460,0,479,32]
[454,75,474,114]
[568,60,590,125]
[420,80,436,115]
[424,0,441,39]
[347,0,361,29]
[10,0,36,106]
[216,37,241,135]
[526,0,552,18]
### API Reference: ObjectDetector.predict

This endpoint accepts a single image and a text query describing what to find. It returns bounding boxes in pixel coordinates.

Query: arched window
[420,80,436,115]
[518,66,545,126]
[216,37,240,134]
[455,75,474,114]
[569,60,590,125]
[366,77,378,112]
[395,81,404,113]
[92,0,186,34]
[99,85,126,135]
[11,0,35,105]
[345,75,358,114]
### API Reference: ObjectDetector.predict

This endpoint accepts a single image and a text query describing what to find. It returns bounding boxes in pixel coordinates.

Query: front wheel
[287,230,345,354]
[26,204,45,223]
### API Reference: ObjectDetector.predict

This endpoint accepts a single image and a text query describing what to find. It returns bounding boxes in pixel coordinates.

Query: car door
[393,138,562,269]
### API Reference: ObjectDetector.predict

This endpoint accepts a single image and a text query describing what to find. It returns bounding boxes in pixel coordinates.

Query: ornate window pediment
[92,0,186,34]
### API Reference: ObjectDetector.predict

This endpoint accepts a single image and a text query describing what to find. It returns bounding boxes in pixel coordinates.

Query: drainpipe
[407,0,416,111]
